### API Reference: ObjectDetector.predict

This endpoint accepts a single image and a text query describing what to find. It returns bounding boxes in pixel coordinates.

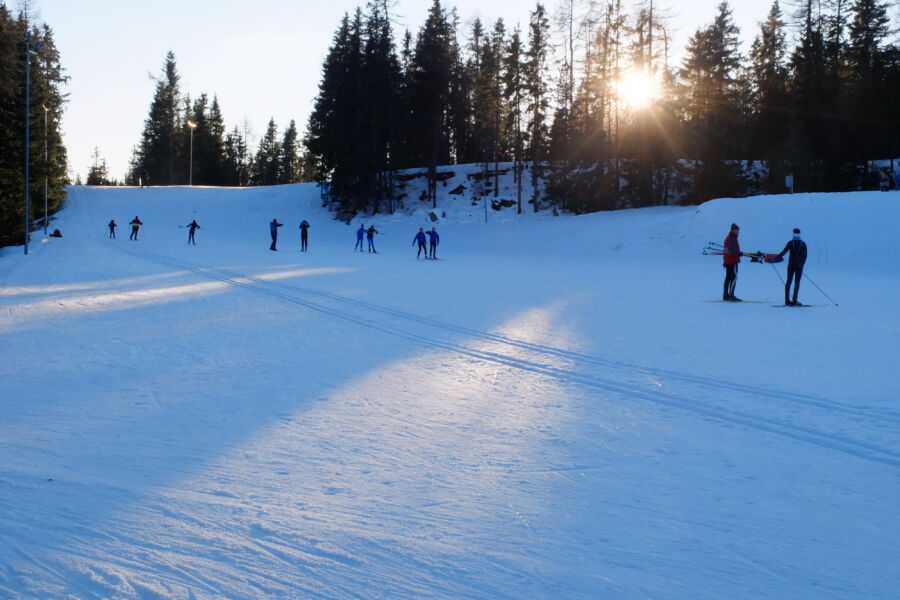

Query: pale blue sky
[33,0,775,182]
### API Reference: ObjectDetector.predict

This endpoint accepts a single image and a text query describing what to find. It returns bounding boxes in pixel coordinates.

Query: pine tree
[251,118,281,186]
[86,147,112,185]
[845,0,891,172]
[132,52,181,186]
[360,0,403,212]
[306,13,367,208]
[407,0,454,208]
[525,2,551,211]
[788,0,831,191]
[679,1,747,202]
[502,26,526,212]
[279,120,300,184]
[747,1,790,191]
[205,96,228,184]
[224,125,249,186]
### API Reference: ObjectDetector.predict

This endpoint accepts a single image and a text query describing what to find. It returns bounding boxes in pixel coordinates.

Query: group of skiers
[107,217,145,241]
[108,216,440,258]
[412,227,440,259]
[354,224,380,253]
[269,218,312,252]
[108,217,200,244]
[721,223,808,306]
[107,215,818,304]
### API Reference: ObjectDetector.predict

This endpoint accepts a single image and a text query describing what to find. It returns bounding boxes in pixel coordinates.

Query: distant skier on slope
[427,227,440,259]
[413,227,427,259]
[355,225,366,252]
[108,219,117,239]
[186,220,201,245]
[777,228,808,306]
[366,226,379,253]
[129,216,143,241]
[270,218,283,251]
[299,220,310,252]
[722,223,741,301]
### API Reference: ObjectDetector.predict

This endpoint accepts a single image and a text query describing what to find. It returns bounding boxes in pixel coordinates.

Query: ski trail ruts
[219,267,899,425]
[118,248,900,469]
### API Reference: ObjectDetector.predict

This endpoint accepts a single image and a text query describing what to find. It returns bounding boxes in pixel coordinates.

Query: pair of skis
[702,241,783,264]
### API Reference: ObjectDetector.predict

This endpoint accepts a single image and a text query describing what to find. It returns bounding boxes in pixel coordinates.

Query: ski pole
[803,272,839,306]
[770,263,785,285]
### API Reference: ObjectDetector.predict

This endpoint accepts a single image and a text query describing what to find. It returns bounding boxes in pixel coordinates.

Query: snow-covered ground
[1,180,898,599]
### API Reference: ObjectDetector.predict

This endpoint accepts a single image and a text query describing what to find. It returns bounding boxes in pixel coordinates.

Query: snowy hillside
[1,182,898,599]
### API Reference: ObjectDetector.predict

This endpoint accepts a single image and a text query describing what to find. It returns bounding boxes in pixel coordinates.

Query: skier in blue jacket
[413,227,428,259]
[427,227,440,259]
[269,218,283,251]
[355,225,365,252]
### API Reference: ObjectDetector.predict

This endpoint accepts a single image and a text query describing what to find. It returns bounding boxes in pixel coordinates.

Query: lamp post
[23,31,41,254]
[23,31,31,255]
[43,104,48,235]
[187,119,197,186]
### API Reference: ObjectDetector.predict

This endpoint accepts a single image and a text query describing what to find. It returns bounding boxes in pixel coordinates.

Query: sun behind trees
[306,0,900,216]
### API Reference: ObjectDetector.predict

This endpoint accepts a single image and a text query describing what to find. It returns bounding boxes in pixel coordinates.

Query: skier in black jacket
[299,220,310,251]
[186,220,200,245]
[366,226,379,253]
[777,228,808,306]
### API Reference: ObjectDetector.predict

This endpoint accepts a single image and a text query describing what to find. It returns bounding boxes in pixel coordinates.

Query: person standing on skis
[366,225,379,253]
[355,225,366,252]
[270,218,283,251]
[129,216,143,241]
[427,227,440,259]
[722,223,741,301]
[777,228,808,306]
[108,219,117,239]
[413,227,428,259]
[186,219,200,245]
[299,220,310,252]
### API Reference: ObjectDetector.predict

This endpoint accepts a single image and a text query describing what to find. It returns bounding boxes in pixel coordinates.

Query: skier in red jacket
[722,223,741,301]
[129,216,143,241]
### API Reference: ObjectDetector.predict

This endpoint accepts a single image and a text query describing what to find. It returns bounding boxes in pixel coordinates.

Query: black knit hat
[730,223,739,231]
[793,228,800,234]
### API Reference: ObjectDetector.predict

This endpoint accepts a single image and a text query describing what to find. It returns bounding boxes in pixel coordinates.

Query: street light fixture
[187,119,197,186]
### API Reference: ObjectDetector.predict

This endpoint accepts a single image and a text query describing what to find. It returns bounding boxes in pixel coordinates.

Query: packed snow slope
[1,181,898,600]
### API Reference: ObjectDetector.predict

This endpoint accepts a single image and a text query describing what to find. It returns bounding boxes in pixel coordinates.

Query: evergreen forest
[306,0,900,214]
[0,4,67,247]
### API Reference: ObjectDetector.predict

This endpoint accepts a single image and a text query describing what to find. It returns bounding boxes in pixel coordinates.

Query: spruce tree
[279,120,300,184]
[86,147,112,185]
[679,1,747,202]
[251,118,281,186]
[525,2,551,211]
[748,1,790,191]
[133,52,181,186]
[407,0,454,208]
[845,0,891,172]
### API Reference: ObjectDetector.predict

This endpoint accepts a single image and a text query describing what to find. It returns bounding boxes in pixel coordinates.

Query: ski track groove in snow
[112,244,900,470]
